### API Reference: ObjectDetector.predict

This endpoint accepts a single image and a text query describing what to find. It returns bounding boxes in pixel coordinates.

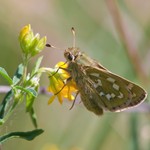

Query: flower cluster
[47,62,78,104]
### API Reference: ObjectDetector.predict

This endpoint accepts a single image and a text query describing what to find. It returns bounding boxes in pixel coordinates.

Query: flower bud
[19,24,46,58]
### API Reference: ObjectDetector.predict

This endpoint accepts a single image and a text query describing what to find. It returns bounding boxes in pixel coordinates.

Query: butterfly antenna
[46,43,63,51]
[71,27,76,48]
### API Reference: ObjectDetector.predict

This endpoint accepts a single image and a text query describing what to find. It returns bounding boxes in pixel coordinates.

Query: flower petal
[48,95,56,105]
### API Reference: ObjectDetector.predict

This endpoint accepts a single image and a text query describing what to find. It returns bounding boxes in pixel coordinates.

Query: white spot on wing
[111,93,115,98]
[93,79,102,88]
[106,94,111,100]
[107,77,115,83]
[127,83,133,90]
[100,92,105,96]
[113,83,119,91]
[90,73,99,77]
[118,92,124,99]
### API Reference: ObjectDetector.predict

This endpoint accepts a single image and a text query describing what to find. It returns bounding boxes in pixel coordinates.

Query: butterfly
[47,28,147,115]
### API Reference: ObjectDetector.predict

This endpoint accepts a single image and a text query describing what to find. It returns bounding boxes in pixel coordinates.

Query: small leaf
[29,107,37,128]
[0,90,14,120]
[26,86,39,112]
[26,94,36,112]
[12,64,24,85]
[0,67,13,85]
[31,56,43,76]
[0,129,44,143]
[26,88,38,97]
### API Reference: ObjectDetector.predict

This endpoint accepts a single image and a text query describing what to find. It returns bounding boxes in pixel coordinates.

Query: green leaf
[26,87,39,112]
[0,90,14,120]
[0,67,13,85]
[0,129,44,143]
[12,64,24,85]
[15,86,38,112]
[26,94,36,112]
[29,107,38,128]
[31,56,43,76]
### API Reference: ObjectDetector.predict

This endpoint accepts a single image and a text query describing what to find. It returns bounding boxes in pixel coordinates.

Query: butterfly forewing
[85,66,147,112]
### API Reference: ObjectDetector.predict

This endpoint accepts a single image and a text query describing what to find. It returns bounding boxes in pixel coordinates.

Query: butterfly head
[64,47,81,62]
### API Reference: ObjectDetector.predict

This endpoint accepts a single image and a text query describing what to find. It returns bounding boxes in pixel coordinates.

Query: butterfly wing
[82,66,147,112]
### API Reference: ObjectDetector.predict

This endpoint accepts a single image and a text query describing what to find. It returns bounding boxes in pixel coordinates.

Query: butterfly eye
[67,52,74,61]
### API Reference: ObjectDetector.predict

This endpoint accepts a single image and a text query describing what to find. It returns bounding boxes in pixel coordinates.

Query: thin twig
[106,0,148,85]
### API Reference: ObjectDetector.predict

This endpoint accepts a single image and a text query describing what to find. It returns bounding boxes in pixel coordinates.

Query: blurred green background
[0,0,150,150]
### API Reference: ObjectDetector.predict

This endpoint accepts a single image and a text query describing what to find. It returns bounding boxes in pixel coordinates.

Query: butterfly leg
[69,91,80,110]
[49,61,68,77]
[54,77,72,95]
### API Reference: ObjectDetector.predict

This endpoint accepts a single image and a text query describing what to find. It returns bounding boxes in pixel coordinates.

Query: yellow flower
[47,62,78,104]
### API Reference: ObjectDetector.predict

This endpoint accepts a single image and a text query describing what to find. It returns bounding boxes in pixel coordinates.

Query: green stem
[22,58,28,85]
[0,57,29,125]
